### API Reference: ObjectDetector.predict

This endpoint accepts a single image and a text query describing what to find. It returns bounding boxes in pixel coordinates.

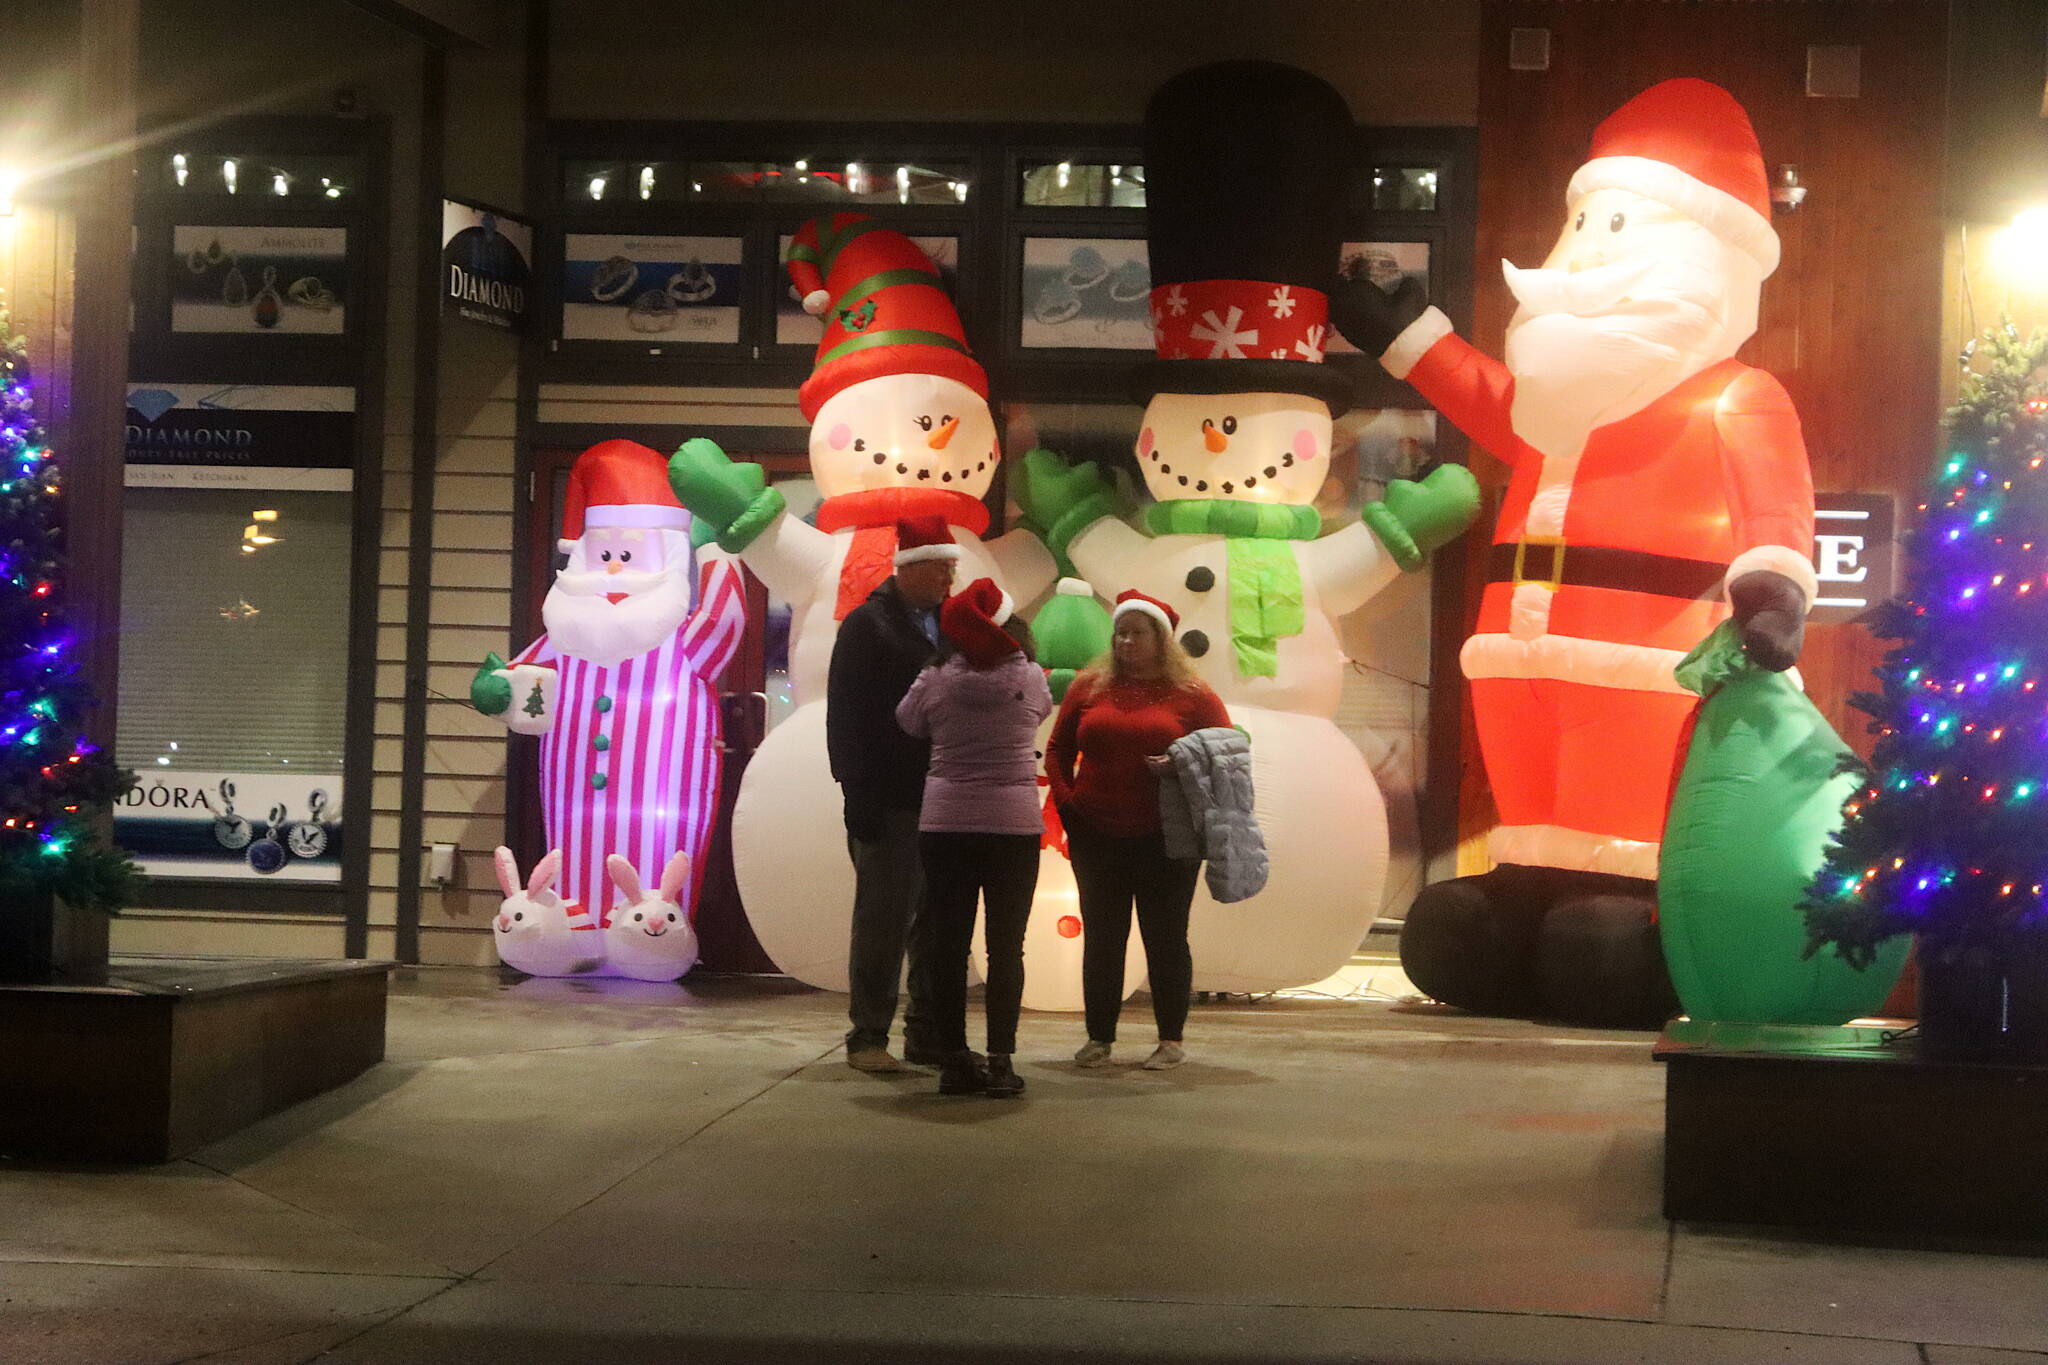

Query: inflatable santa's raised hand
[1332,78,1819,1028]
[472,439,747,967]
[1017,62,1480,995]
[667,218,1056,990]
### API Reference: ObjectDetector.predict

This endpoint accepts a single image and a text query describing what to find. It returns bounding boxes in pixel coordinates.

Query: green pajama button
[593,734,611,751]
[594,696,612,713]
[590,773,607,790]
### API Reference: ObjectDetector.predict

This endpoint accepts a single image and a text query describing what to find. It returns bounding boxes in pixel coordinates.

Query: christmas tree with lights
[0,302,138,920]
[1804,322,2048,970]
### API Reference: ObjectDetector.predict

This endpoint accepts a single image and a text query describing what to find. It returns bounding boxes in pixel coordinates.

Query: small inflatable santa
[471,439,747,950]
[1333,78,1817,1027]
[668,219,1057,989]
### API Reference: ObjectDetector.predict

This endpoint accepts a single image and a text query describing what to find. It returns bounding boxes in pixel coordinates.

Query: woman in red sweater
[1045,590,1230,1069]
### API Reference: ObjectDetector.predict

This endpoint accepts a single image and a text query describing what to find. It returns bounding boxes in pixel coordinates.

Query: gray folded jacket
[1158,726,1269,904]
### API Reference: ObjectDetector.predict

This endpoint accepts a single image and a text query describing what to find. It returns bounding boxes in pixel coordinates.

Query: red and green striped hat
[784,212,986,422]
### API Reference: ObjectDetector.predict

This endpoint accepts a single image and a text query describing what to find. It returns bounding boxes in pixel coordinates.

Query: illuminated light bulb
[172,152,188,186]
[253,509,277,521]
[222,159,237,193]
[272,171,289,196]
[1057,161,1071,189]
[639,165,654,199]
[589,175,607,200]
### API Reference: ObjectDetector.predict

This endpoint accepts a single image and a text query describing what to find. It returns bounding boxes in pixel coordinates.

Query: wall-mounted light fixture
[1771,164,1807,215]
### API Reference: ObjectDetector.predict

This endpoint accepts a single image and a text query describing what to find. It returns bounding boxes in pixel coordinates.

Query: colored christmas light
[0,297,140,917]
[1804,322,2048,967]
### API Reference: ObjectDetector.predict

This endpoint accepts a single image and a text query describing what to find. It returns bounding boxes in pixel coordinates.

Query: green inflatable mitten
[471,652,512,716]
[1658,620,1908,1024]
[668,438,784,553]
[1360,462,1482,571]
[1014,448,1127,565]
[1033,577,1113,701]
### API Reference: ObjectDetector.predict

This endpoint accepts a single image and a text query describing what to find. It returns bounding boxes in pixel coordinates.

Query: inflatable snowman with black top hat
[1016,61,1481,994]
[669,217,1059,991]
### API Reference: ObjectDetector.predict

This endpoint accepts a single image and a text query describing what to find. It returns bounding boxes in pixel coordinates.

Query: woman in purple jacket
[895,577,1053,1097]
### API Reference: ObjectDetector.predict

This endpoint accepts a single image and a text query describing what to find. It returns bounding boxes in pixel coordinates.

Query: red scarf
[815,487,992,619]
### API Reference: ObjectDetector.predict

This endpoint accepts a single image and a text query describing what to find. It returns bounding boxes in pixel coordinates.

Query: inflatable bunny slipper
[601,851,700,982]
[492,846,603,977]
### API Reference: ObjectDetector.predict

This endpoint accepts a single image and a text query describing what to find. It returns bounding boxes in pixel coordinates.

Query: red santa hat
[892,514,962,567]
[1566,78,1780,276]
[1112,588,1179,635]
[784,212,988,422]
[939,577,1021,667]
[560,439,692,540]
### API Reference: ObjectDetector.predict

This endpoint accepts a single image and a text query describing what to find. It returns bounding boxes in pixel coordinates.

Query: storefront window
[1019,162,1145,209]
[563,159,973,207]
[1370,166,1440,212]
[114,482,353,882]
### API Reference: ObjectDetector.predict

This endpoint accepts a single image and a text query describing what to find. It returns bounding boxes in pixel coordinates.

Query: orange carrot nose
[1203,424,1229,453]
[928,416,960,450]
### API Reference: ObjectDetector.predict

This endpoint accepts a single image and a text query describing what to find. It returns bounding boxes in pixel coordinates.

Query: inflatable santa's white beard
[732,703,1144,1010]
[543,551,694,665]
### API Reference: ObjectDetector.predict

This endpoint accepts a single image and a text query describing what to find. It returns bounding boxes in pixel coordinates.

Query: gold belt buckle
[1512,536,1565,590]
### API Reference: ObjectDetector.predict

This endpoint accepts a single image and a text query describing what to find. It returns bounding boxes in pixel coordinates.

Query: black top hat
[1132,60,1358,416]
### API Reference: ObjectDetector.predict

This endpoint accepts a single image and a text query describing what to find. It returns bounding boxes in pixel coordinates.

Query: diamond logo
[127,388,180,422]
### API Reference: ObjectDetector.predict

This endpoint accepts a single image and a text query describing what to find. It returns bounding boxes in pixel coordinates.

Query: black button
[1185,566,1216,593]
[1182,630,1210,657]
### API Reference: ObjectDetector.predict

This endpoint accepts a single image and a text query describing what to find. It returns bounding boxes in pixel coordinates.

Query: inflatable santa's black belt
[1486,541,1727,600]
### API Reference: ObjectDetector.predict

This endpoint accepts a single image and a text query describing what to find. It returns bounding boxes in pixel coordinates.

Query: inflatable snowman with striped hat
[470,439,747,974]
[669,216,1057,990]
[1014,62,1482,994]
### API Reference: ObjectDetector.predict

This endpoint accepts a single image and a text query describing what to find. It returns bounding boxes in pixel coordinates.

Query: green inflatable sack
[1658,621,1907,1024]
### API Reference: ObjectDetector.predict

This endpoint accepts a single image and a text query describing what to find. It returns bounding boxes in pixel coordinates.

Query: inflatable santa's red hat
[1566,77,1780,275]
[561,439,691,539]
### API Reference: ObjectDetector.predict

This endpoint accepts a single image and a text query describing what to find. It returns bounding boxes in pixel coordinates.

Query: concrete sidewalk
[2,965,2044,1365]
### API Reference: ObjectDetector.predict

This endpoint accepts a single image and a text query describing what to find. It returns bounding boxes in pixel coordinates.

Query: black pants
[918,831,1039,1056]
[1067,816,1200,1045]
[846,808,933,1052]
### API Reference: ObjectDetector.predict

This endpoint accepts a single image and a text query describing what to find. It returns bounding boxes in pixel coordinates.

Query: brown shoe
[846,1045,906,1073]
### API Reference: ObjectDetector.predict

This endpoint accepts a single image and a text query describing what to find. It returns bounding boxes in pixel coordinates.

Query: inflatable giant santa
[1334,78,1818,1027]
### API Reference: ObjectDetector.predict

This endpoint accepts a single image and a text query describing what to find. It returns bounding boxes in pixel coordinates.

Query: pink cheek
[1291,428,1321,464]
[1137,427,1155,459]
[827,422,852,451]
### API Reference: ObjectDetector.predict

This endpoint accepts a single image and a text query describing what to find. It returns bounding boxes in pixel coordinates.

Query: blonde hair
[1083,609,1202,691]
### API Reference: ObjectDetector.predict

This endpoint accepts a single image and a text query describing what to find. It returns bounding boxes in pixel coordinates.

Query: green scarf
[1143,500,1320,677]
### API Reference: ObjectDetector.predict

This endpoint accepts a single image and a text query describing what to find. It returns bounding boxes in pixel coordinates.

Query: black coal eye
[619,551,631,563]
[1200,417,1214,430]
[599,551,612,562]
[916,415,932,431]
[854,438,865,451]
[513,911,524,921]
[667,911,678,922]
[1575,212,1585,231]
[941,414,954,425]
[1609,212,1626,233]
[633,912,643,922]
[1221,416,1238,435]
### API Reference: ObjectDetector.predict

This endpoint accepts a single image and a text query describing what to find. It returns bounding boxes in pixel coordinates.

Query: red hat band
[1150,280,1329,365]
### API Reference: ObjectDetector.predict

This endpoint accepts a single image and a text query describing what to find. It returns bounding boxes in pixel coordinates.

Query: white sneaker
[1142,1042,1186,1070]
[1074,1039,1113,1067]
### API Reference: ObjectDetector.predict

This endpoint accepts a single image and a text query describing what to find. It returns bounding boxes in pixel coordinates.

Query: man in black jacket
[826,516,959,1071]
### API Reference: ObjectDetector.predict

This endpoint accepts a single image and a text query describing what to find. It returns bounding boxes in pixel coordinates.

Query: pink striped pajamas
[512,558,747,927]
